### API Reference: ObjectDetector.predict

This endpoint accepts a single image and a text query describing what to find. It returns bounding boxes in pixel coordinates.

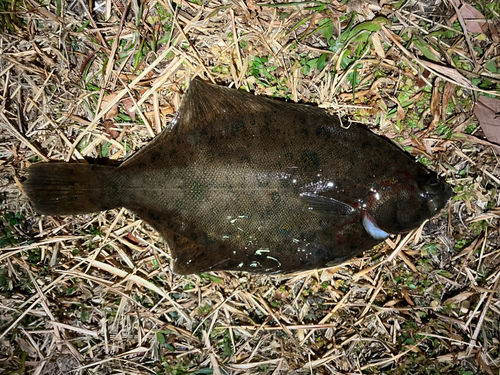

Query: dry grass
[1,0,500,374]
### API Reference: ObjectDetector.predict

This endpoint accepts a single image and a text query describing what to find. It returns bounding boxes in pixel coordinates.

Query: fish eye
[428,178,438,186]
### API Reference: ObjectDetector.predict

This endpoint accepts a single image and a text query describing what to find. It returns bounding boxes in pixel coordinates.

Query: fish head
[368,170,452,234]
[416,173,453,216]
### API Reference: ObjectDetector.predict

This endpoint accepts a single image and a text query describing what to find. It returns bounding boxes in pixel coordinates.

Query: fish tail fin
[24,163,121,215]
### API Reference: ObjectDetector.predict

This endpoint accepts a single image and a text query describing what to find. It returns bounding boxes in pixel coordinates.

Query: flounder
[24,80,452,274]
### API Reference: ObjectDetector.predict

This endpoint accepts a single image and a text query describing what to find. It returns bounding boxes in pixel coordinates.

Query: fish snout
[426,181,453,214]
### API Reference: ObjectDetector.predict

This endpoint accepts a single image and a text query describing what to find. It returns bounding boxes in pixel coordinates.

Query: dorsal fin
[120,79,339,168]
[175,79,331,133]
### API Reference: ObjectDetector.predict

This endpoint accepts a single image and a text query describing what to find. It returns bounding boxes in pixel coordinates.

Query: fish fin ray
[24,163,119,215]
[168,232,232,275]
[177,79,334,132]
[300,193,357,217]
[131,210,231,275]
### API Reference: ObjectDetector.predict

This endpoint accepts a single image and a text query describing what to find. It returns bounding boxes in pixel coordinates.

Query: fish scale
[24,80,452,274]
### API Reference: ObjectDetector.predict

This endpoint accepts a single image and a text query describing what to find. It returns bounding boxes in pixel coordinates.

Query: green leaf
[345,17,392,44]
[339,13,357,43]
[55,0,62,17]
[316,53,328,71]
[222,330,232,359]
[437,270,453,278]
[319,18,333,41]
[199,273,223,283]
[485,61,497,73]
[428,29,457,39]
[157,331,166,344]
[413,37,440,62]
[81,310,90,322]
[101,142,112,158]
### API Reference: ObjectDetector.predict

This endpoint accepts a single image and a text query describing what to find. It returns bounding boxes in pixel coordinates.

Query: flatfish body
[24,80,452,274]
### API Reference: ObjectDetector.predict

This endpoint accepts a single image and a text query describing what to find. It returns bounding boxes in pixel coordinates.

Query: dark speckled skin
[24,80,452,274]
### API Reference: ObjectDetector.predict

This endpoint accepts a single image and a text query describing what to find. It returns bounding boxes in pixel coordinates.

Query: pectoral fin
[300,193,357,217]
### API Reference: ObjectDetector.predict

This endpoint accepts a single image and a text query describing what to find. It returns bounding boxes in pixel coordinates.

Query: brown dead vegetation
[0,0,499,374]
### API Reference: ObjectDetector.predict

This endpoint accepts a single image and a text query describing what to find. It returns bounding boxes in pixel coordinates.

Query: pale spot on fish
[255,248,270,255]
[266,256,281,266]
